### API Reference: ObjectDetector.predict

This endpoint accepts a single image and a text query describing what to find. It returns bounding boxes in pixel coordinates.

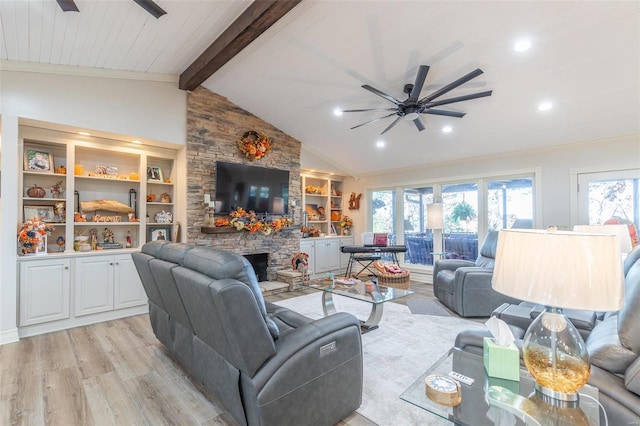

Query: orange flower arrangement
[238,131,272,161]
[220,207,293,235]
[18,217,55,255]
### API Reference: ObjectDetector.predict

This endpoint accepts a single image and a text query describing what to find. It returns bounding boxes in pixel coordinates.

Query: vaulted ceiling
[2,1,639,176]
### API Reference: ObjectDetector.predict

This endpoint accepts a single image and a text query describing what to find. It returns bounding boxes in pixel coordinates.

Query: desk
[341,245,407,278]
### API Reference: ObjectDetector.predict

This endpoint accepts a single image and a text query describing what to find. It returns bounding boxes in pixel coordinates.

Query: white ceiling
[2,1,639,176]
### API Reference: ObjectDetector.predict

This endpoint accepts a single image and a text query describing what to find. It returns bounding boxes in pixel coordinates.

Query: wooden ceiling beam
[179,0,302,91]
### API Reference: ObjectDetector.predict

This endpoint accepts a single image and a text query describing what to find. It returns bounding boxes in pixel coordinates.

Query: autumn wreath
[238,131,272,160]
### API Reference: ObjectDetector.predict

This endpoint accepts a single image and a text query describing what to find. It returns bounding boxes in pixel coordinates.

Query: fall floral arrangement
[340,215,353,229]
[218,207,293,235]
[18,218,55,255]
[238,130,272,160]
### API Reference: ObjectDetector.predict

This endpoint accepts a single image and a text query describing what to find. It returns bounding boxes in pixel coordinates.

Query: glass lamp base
[534,382,579,403]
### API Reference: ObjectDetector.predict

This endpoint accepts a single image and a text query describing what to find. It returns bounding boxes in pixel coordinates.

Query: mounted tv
[215,161,289,215]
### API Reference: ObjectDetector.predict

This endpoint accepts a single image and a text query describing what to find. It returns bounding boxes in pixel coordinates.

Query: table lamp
[573,224,633,255]
[492,228,624,402]
[427,202,444,252]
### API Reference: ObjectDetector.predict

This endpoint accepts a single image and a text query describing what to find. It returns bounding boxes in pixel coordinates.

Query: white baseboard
[0,328,20,345]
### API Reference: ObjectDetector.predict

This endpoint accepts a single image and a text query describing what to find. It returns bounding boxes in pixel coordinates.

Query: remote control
[448,371,475,386]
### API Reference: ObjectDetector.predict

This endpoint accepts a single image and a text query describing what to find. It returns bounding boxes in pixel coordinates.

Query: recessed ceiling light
[514,38,532,52]
[538,101,553,111]
[376,140,385,148]
[78,131,91,136]
[131,140,142,145]
[333,108,343,116]
[442,126,453,133]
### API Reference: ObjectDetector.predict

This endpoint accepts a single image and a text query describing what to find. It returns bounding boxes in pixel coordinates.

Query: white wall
[0,64,187,344]
[0,66,186,145]
[339,135,640,242]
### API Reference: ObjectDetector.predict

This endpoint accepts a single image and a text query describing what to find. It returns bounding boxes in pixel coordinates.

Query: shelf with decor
[301,173,345,237]
[145,156,175,241]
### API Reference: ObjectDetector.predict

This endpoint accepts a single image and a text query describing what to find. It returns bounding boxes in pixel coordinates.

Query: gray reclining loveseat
[132,241,363,426]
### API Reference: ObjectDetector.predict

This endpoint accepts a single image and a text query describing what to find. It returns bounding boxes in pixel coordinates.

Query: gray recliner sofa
[455,245,640,424]
[433,231,520,317]
[132,241,363,426]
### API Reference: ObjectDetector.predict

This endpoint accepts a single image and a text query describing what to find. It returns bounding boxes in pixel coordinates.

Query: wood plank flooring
[0,281,435,426]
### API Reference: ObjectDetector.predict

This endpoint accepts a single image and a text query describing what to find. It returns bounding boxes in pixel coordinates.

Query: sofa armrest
[434,259,475,278]
[454,266,493,286]
[251,312,362,391]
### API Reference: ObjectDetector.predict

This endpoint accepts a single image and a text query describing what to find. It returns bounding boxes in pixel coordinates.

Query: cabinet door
[75,256,114,316]
[315,239,341,273]
[339,237,355,269]
[19,259,71,326]
[114,254,147,309]
[300,240,316,275]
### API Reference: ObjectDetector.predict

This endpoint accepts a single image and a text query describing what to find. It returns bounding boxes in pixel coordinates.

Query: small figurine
[51,181,64,198]
[56,236,65,252]
[54,201,66,222]
[102,228,114,244]
[125,231,132,248]
[90,229,98,250]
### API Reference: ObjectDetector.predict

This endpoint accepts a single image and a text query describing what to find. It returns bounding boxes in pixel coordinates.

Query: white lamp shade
[573,224,633,254]
[427,203,444,229]
[492,229,624,312]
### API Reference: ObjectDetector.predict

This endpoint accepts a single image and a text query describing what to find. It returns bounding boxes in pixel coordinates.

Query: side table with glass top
[305,278,413,332]
[400,348,605,425]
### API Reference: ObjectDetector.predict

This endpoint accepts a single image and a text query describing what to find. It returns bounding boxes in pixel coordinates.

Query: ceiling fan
[343,65,492,135]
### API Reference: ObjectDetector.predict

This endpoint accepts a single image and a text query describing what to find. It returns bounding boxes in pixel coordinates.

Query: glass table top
[305,278,414,305]
[400,348,604,426]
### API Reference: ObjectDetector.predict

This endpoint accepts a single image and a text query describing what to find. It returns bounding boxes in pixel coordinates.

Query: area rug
[273,293,484,425]
[406,299,452,317]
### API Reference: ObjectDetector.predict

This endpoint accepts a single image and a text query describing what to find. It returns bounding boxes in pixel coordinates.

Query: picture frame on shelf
[24,148,54,173]
[148,225,171,242]
[24,205,55,222]
[330,224,337,235]
[147,166,163,182]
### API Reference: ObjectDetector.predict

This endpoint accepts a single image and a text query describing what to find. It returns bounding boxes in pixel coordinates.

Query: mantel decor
[238,130,272,160]
[213,207,292,235]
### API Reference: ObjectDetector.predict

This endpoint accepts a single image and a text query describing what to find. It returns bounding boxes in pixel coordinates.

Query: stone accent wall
[186,87,302,279]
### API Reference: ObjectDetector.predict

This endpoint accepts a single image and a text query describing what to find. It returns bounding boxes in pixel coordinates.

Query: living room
[1,1,639,425]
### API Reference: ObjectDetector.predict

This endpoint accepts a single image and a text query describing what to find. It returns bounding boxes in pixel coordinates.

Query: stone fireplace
[185,87,302,281]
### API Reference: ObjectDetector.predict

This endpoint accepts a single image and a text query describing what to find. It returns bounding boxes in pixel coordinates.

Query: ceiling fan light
[404,112,419,121]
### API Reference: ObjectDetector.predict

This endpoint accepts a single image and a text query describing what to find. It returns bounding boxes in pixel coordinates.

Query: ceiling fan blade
[351,112,398,130]
[133,0,167,18]
[362,85,402,105]
[56,0,79,12]
[425,90,493,108]
[422,109,466,118]
[420,68,484,102]
[408,65,430,102]
[380,116,404,135]
[413,117,426,131]
[341,108,397,113]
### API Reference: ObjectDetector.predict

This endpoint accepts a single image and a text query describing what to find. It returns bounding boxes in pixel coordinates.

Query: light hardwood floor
[0,281,434,426]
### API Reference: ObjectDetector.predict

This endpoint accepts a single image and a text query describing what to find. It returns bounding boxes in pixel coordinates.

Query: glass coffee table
[401,348,605,425]
[305,278,413,332]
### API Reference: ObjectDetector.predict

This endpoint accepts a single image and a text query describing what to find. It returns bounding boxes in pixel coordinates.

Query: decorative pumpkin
[27,185,46,198]
[159,192,171,203]
[146,193,156,202]
[55,165,67,174]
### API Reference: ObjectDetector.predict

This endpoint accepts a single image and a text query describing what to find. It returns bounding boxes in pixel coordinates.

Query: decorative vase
[22,235,47,255]
[342,228,350,236]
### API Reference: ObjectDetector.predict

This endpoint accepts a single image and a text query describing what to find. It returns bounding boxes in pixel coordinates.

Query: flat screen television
[215,161,289,215]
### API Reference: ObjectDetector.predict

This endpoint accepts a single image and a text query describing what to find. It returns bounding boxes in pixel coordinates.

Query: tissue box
[483,337,520,381]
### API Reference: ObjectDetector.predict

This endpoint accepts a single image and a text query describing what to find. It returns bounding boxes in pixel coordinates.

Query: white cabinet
[19,258,71,326]
[300,237,351,276]
[75,256,115,316]
[113,254,147,309]
[339,237,355,270]
[315,239,340,273]
[75,254,147,316]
